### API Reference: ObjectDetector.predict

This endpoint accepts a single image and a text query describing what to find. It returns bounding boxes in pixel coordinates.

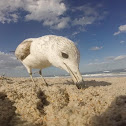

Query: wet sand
[0,76,126,126]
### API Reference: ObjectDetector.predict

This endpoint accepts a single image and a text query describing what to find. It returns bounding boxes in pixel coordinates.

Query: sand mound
[0,77,126,126]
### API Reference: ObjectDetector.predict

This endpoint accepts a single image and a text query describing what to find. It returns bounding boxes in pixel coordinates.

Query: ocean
[49,69,126,78]
[81,69,126,78]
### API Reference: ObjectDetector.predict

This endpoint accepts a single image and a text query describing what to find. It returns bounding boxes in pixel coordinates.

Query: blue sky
[0,0,126,77]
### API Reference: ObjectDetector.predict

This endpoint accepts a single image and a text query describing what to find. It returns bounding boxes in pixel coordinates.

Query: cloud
[43,17,70,29]
[120,40,125,44]
[0,0,23,23]
[114,24,126,35]
[85,55,126,72]
[73,16,96,26]
[90,46,103,51]
[0,51,22,69]
[113,31,121,36]
[105,55,126,61]
[72,31,80,36]
[0,51,33,77]
[70,3,107,36]
[0,1,107,30]
[24,0,67,29]
[114,55,126,60]
[56,17,70,29]
[0,0,68,29]
[72,4,107,26]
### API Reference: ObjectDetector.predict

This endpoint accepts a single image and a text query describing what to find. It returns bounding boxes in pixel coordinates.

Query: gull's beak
[64,63,85,89]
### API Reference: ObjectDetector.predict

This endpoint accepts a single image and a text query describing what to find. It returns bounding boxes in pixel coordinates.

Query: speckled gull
[15,35,84,89]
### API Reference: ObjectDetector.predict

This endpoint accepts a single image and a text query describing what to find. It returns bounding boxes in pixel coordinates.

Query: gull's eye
[61,52,69,59]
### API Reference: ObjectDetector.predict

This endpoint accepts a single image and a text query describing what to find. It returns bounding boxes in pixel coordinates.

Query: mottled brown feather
[15,40,32,61]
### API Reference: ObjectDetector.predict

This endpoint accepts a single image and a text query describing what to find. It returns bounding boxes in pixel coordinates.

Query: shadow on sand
[0,92,16,126]
[37,90,50,115]
[64,80,111,89]
[0,92,38,126]
[91,95,126,126]
[84,80,111,87]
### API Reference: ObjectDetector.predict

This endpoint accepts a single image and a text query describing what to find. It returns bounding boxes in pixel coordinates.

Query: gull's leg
[29,72,36,86]
[26,67,37,92]
[29,73,37,92]
[39,70,48,86]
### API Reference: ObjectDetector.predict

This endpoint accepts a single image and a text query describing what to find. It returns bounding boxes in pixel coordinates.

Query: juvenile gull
[15,35,84,89]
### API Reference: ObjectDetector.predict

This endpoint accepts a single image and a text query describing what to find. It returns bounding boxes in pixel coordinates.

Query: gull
[15,35,84,89]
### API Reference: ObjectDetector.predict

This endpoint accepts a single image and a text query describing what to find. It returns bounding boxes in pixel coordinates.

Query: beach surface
[0,76,126,126]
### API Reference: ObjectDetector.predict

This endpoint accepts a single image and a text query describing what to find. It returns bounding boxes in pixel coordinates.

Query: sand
[0,76,126,126]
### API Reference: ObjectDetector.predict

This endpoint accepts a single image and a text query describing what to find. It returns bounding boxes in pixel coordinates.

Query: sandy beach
[0,76,126,126]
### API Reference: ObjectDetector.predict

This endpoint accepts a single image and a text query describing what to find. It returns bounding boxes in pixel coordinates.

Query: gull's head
[48,36,84,88]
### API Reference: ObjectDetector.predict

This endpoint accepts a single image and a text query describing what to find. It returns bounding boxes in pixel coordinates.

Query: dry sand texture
[0,76,126,126]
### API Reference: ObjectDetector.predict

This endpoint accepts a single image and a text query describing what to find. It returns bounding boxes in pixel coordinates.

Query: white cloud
[0,1,106,30]
[114,55,126,60]
[88,61,107,66]
[72,31,80,36]
[0,0,22,23]
[70,4,107,36]
[0,51,22,69]
[0,0,68,29]
[120,40,125,44]
[73,4,98,16]
[56,17,70,29]
[90,46,103,51]
[43,17,70,29]
[72,4,106,26]
[0,51,31,77]
[71,27,86,38]
[73,16,96,26]
[114,24,126,35]
[85,55,126,72]
[24,0,66,21]
[105,55,126,61]
[113,31,120,36]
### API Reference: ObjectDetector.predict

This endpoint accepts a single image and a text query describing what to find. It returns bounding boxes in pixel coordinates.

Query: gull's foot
[76,80,85,89]
[45,82,48,86]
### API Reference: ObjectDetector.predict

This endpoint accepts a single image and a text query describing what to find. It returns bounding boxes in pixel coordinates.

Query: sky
[0,0,126,77]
